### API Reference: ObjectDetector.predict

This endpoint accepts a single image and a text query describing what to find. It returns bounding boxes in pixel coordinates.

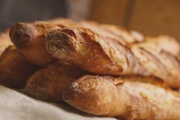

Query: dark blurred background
[0,0,180,41]
[0,0,67,31]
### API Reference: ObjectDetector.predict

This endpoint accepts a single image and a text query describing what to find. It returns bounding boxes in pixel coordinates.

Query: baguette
[46,27,180,87]
[9,19,143,65]
[0,46,39,88]
[46,27,147,75]
[25,63,86,102]
[63,75,180,120]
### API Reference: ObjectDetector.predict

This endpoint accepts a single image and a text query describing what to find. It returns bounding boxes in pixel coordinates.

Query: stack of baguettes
[0,18,180,120]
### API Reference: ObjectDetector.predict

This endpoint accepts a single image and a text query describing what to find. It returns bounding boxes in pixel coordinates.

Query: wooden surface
[89,0,180,42]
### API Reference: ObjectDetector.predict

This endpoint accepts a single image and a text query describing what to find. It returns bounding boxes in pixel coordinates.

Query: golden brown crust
[25,63,86,102]
[46,27,180,88]
[9,18,81,66]
[63,75,180,120]
[131,36,180,88]
[9,21,62,66]
[0,46,39,88]
[46,27,147,75]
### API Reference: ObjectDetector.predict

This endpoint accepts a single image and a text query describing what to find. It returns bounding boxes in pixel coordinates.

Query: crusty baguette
[63,75,180,120]
[25,63,86,102]
[9,18,143,66]
[46,27,147,75]
[0,46,39,88]
[9,18,145,65]
[46,27,180,87]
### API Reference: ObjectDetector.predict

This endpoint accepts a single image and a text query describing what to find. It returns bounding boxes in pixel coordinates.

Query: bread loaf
[46,27,180,87]
[25,63,86,102]
[0,46,39,88]
[63,75,180,119]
